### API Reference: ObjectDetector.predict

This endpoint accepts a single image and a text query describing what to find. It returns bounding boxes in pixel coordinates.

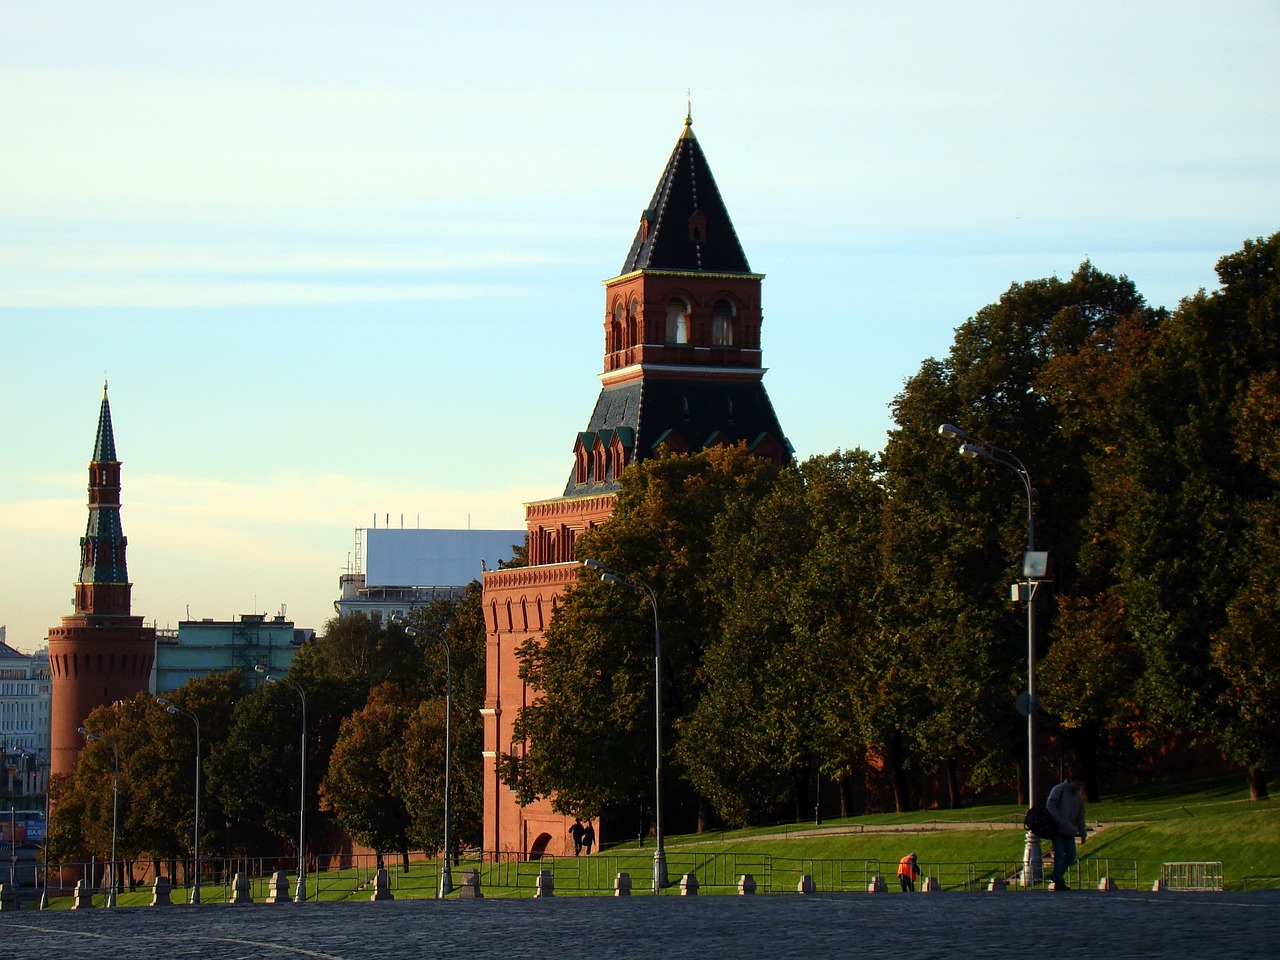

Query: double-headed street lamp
[582,558,668,893]
[254,665,307,902]
[77,727,119,907]
[156,697,202,904]
[938,423,1048,881]
[393,617,453,899]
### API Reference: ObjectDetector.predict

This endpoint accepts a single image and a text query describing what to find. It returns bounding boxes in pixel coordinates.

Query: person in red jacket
[897,852,920,892]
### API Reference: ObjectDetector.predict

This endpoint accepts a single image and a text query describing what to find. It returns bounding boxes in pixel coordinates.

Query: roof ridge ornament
[682,90,695,139]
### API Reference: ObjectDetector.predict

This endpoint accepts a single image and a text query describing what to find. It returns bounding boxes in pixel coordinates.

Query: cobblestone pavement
[3,890,1278,960]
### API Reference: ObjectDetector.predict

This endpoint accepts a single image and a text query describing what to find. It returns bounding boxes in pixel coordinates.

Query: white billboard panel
[366,529,525,587]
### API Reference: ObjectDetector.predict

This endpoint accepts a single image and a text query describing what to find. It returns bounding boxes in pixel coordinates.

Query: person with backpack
[1045,772,1088,890]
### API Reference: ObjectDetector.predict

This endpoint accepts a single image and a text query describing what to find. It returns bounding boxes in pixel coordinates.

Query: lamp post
[255,665,307,902]
[39,758,50,909]
[394,618,453,898]
[77,727,119,907]
[583,558,668,893]
[157,697,202,904]
[937,423,1047,882]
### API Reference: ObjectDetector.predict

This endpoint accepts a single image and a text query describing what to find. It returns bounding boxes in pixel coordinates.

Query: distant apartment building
[153,612,315,694]
[335,527,524,623]
[0,630,52,799]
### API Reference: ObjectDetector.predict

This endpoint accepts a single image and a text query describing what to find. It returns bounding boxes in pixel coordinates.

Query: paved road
[3,890,1278,959]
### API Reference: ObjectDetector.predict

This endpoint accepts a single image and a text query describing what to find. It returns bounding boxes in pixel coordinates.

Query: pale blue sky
[2,1,1277,651]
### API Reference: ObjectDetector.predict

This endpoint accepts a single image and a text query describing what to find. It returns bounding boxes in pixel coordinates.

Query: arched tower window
[665,298,690,345]
[610,301,624,353]
[712,299,735,346]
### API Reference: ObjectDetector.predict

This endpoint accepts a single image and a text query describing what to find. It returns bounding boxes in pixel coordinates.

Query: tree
[678,450,891,822]
[396,582,487,852]
[1121,233,1280,798]
[883,262,1154,802]
[506,445,780,834]
[320,683,415,865]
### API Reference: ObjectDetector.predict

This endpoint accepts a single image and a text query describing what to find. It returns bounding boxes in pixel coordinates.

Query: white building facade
[0,631,52,799]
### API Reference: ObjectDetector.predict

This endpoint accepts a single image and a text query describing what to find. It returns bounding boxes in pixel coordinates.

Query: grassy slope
[649,775,1280,890]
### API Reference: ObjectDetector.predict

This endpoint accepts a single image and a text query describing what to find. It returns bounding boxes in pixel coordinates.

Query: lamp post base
[1021,831,1044,887]
[654,850,668,892]
[294,877,307,903]
[439,863,453,898]
[190,883,201,905]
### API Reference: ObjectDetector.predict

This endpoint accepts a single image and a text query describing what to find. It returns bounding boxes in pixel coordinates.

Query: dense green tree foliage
[506,445,780,833]
[1119,233,1280,798]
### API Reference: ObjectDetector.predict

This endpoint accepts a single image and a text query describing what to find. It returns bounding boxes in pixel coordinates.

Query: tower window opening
[665,298,690,345]
[712,299,735,346]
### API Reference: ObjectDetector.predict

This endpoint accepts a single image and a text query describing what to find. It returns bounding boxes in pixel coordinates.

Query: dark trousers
[1051,832,1077,885]
[899,875,914,892]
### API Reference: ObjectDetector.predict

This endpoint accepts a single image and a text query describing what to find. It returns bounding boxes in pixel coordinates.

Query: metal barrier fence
[1160,861,1224,891]
[28,851,1143,902]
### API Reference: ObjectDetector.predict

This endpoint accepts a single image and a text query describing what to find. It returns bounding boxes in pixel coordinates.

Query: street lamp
[156,697,202,904]
[39,758,50,910]
[582,558,668,893]
[938,423,1048,883]
[255,665,307,902]
[77,727,119,908]
[394,617,453,899]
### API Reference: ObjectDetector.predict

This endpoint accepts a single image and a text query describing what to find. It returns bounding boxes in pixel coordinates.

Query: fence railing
[1160,861,1224,891]
[19,850,1146,903]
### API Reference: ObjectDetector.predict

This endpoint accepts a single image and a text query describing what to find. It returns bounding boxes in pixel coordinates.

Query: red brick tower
[48,383,155,777]
[481,113,790,857]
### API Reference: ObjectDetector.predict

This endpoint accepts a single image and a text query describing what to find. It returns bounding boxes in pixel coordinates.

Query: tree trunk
[889,731,912,813]
[401,849,411,872]
[1249,766,1269,801]
[793,766,810,823]
[1014,756,1028,807]
[946,758,963,809]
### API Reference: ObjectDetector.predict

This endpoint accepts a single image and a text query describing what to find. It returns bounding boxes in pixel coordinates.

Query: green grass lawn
[24,776,1278,907]
[635,774,1279,891]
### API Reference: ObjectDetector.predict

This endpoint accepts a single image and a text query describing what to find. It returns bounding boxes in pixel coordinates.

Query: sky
[2,2,1277,653]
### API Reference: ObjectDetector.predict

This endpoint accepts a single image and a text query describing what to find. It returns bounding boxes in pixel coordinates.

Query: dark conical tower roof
[620,113,752,275]
[81,381,128,588]
[94,381,118,462]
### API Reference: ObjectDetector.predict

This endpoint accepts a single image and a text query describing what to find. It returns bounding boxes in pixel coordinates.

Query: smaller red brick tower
[48,383,155,777]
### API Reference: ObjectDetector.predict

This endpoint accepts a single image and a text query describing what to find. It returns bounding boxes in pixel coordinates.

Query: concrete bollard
[150,875,173,906]
[614,872,632,896]
[680,872,699,896]
[1098,876,1115,891]
[72,879,95,909]
[797,874,816,894]
[457,868,483,899]
[921,876,941,892]
[370,868,395,901]
[987,876,1007,892]
[867,874,887,893]
[1151,878,1166,892]
[0,883,18,911]
[230,872,255,904]
[738,874,757,895]
[264,870,292,903]
[535,869,554,898]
